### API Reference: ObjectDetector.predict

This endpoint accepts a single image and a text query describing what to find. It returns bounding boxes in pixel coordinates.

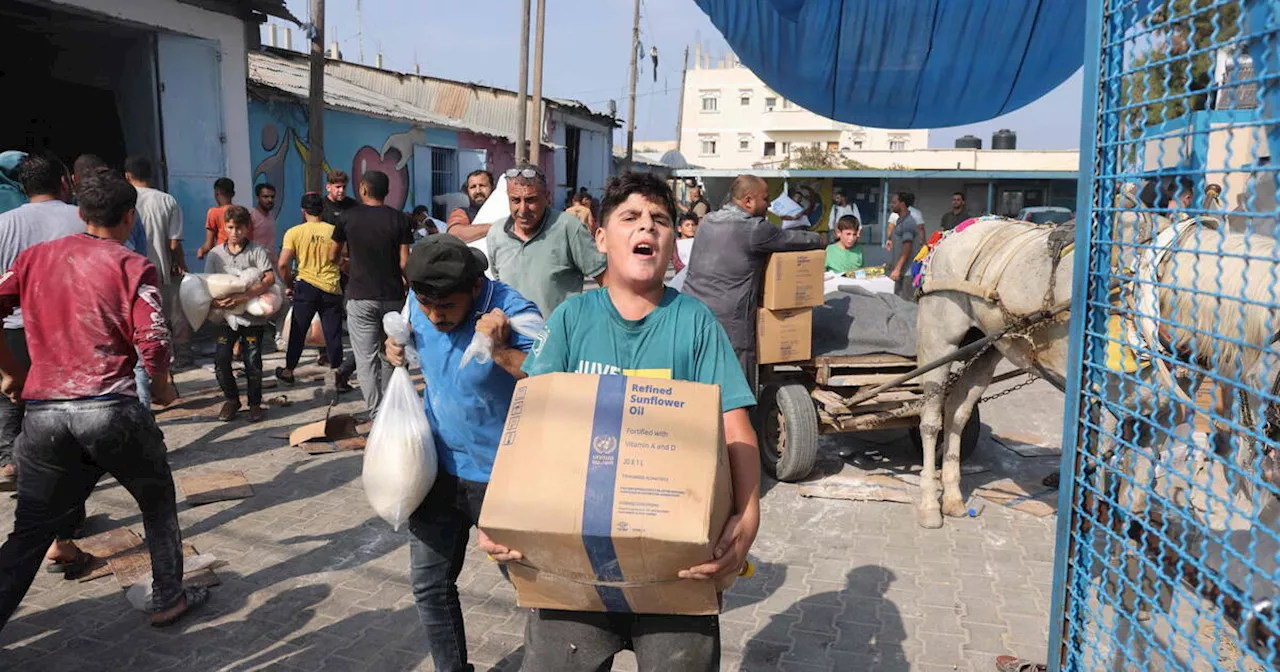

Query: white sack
[179,274,213,330]
[363,366,437,530]
[460,312,547,369]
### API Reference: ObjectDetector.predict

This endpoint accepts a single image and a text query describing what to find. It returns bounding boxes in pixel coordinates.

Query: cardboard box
[762,250,826,309]
[757,308,813,364]
[479,373,733,615]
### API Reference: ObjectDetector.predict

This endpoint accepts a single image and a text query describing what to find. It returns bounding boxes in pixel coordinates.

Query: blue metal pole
[986,180,995,215]
[1046,0,1105,669]
[880,177,890,245]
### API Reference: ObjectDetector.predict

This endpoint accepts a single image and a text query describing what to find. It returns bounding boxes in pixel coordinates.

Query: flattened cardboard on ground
[975,477,1057,517]
[762,250,826,310]
[177,471,254,505]
[108,543,220,590]
[75,528,145,582]
[992,432,1061,458]
[480,373,734,615]
[757,307,813,364]
[289,412,359,447]
[798,471,918,503]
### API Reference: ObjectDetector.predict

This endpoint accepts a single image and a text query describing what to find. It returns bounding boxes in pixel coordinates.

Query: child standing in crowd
[672,211,699,273]
[205,205,276,422]
[825,215,864,274]
[483,172,759,672]
[197,177,237,259]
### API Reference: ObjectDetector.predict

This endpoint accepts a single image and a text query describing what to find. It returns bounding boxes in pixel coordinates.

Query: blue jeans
[407,472,492,672]
[0,329,30,468]
[0,398,183,628]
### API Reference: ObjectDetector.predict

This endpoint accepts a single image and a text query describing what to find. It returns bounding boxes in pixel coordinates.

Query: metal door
[156,33,226,270]
[1049,1,1280,670]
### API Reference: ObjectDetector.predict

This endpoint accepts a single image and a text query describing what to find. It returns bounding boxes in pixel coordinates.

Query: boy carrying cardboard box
[480,172,759,671]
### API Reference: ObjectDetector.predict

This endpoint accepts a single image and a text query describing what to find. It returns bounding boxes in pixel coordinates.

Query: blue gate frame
[1049,0,1280,669]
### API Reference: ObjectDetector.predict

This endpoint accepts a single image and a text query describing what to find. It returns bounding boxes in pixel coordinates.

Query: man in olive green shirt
[485,165,607,317]
[825,215,864,273]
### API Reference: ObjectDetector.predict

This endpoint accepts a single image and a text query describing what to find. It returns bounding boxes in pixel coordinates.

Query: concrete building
[246,44,618,239]
[1,0,292,267]
[677,53,928,170]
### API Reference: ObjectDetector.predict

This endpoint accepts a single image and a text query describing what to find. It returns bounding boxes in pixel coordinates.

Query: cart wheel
[759,384,819,482]
[909,407,982,464]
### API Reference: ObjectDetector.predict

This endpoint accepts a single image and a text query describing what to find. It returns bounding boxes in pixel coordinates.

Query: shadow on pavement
[741,565,908,672]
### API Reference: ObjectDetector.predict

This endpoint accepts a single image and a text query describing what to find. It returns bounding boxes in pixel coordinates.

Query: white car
[1017,206,1074,225]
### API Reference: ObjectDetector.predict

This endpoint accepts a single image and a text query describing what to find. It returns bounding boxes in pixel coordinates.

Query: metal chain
[911,311,1060,412]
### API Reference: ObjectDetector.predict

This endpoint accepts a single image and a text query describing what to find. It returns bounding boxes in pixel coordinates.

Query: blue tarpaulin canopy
[692,0,1087,128]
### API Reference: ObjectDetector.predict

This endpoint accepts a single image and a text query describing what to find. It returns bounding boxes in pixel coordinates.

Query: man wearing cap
[384,234,541,672]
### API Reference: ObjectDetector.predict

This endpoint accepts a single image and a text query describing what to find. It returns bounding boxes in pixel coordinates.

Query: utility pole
[515,0,531,165]
[674,45,689,143]
[307,0,325,192]
[625,0,640,166]
[529,0,546,168]
[356,0,364,64]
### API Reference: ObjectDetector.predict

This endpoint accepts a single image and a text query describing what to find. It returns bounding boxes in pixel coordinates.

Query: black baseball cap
[405,234,489,295]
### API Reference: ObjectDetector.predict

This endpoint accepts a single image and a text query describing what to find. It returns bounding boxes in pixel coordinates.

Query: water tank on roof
[992,129,1017,150]
[955,135,983,150]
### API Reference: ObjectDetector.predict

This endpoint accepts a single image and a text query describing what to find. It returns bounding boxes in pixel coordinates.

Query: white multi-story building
[677,53,928,170]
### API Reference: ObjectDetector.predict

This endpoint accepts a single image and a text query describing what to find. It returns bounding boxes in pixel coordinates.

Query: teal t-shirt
[522,287,756,412]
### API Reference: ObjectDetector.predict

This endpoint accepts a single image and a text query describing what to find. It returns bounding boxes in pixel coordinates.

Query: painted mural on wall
[248,99,459,233]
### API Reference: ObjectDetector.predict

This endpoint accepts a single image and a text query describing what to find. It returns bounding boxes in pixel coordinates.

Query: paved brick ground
[0,352,1063,671]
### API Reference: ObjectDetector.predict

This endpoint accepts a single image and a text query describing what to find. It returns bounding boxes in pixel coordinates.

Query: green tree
[783,146,869,170]
[1121,0,1241,132]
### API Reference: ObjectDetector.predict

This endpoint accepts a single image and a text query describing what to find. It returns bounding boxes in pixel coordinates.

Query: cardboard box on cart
[762,249,825,310]
[478,372,734,615]
[757,307,813,364]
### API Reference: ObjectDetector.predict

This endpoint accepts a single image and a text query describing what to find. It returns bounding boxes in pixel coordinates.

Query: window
[740,91,752,106]
[700,136,718,155]
[739,135,751,151]
[810,141,821,149]
[764,96,777,111]
[827,141,839,151]
[701,96,718,112]
[852,139,864,149]
[763,141,776,157]
[889,139,906,151]
[781,141,791,155]
[782,99,793,109]
[429,147,457,220]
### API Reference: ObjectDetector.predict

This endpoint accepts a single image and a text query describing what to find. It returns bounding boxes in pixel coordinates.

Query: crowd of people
[0,145,965,670]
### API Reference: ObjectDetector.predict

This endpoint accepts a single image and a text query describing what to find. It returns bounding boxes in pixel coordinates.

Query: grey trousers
[163,279,191,361]
[346,298,403,416]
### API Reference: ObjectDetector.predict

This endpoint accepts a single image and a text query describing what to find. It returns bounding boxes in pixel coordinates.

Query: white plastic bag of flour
[383,309,420,370]
[179,274,213,330]
[459,312,547,369]
[363,367,437,530]
[244,283,285,317]
[205,273,248,299]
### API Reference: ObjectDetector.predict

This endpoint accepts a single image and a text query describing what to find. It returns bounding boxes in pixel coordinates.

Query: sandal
[150,586,210,628]
[45,550,98,576]
[1042,471,1060,489]
[275,367,296,385]
[995,656,1048,672]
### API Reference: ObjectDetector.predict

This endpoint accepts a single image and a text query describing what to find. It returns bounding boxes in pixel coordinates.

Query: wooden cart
[756,352,986,483]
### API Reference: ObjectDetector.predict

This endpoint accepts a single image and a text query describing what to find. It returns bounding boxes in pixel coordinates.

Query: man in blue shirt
[384,234,540,672]
[482,172,760,672]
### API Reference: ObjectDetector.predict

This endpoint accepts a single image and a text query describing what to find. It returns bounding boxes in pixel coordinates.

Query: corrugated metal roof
[251,48,618,143]
[248,52,474,135]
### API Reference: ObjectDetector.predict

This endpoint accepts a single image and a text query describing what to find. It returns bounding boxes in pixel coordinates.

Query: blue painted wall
[248,98,459,244]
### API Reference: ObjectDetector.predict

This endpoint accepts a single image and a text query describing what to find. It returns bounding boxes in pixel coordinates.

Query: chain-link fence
[1049,0,1280,670]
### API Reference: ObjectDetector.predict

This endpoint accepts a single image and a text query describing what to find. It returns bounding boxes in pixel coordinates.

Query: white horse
[912,205,1280,529]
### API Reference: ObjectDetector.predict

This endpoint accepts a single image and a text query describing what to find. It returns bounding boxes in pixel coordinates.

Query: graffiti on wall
[249,101,455,231]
